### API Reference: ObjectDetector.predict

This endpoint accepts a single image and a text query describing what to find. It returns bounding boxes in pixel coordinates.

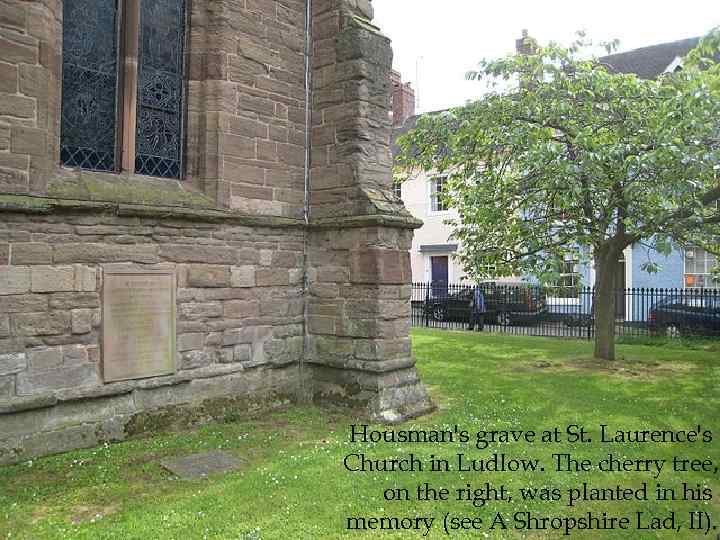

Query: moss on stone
[123,394,294,439]
[48,173,216,209]
[348,14,383,34]
[0,194,52,212]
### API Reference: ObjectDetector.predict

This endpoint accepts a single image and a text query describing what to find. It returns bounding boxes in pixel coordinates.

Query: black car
[423,282,547,325]
[648,295,720,337]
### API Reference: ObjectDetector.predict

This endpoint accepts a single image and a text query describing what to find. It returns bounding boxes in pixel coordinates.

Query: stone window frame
[428,175,447,214]
[59,0,191,181]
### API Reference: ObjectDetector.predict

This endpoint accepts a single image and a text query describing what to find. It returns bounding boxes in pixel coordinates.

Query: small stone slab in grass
[160,451,242,480]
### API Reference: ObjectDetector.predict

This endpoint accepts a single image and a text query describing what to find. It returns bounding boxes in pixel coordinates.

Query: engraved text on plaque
[103,270,176,382]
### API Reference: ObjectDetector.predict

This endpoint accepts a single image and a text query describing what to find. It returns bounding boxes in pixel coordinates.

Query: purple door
[431,256,449,297]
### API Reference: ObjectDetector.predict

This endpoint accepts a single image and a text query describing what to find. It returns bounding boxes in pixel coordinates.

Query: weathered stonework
[0,0,432,465]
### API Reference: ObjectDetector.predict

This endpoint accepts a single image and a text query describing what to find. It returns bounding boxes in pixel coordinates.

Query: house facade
[0,0,434,464]
[394,166,468,284]
[393,36,718,299]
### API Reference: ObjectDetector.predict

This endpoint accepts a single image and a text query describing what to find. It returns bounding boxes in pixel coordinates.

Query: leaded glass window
[60,0,186,180]
[135,0,186,179]
[60,0,120,172]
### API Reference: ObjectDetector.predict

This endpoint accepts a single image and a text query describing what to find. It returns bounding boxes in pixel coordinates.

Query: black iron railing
[411,282,720,340]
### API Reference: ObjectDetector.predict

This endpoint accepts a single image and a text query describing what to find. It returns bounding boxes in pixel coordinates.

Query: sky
[373,0,720,113]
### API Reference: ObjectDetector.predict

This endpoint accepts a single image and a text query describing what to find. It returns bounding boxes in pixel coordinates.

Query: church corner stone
[306,0,434,422]
[0,0,432,465]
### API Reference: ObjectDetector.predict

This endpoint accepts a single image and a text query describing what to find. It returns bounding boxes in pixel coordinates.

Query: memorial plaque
[102,269,176,382]
[160,451,243,479]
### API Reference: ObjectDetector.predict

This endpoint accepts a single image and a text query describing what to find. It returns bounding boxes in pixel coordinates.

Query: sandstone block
[74,265,97,292]
[11,126,45,155]
[178,333,205,352]
[0,315,7,338]
[308,316,335,335]
[230,266,256,288]
[350,249,380,283]
[181,349,214,370]
[0,376,13,398]
[0,353,26,376]
[0,167,29,193]
[0,338,23,355]
[10,243,51,265]
[48,292,99,310]
[187,265,231,287]
[159,245,236,265]
[71,309,94,334]
[265,336,303,365]
[16,363,100,395]
[259,298,289,317]
[0,62,18,93]
[205,332,223,347]
[0,36,37,65]
[289,268,303,285]
[0,94,35,118]
[223,300,260,319]
[87,346,99,363]
[233,344,252,362]
[271,251,300,268]
[63,344,88,366]
[223,134,256,159]
[13,312,70,336]
[219,347,234,363]
[0,266,30,295]
[27,347,63,371]
[179,302,223,320]
[259,250,273,266]
[31,266,74,292]
[53,244,159,264]
[256,268,289,287]
[222,326,272,346]
[0,128,8,152]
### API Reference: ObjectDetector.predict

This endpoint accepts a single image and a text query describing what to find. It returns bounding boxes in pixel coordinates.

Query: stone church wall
[0,0,433,465]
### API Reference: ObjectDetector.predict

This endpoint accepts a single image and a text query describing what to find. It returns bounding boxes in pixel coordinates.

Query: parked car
[423,282,547,325]
[648,295,720,337]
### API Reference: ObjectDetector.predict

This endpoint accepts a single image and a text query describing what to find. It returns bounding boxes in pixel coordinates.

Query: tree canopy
[396,30,720,359]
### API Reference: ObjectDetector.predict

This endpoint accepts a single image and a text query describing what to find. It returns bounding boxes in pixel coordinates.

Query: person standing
[468,286,486,331]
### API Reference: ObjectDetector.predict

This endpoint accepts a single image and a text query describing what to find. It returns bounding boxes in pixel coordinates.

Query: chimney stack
[391,70,416,127]
[516,29,537,56]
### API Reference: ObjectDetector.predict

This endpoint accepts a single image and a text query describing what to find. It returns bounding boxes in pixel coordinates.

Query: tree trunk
[593,251,618,361]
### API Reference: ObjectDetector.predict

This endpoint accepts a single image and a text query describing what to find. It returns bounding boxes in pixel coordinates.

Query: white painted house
[394,168,469,284]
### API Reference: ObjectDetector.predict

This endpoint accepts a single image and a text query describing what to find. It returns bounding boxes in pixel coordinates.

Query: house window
[60,0,187,179]
[684,248,719,289]
[430,177,446,212]
[548,253,581,299]
[393,180,402,199]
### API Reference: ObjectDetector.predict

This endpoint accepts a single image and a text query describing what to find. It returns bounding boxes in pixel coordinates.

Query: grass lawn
[1,330,718,539]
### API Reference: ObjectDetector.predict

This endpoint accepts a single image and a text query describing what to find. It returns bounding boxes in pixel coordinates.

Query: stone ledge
[0,194,305,228]
[0,366,299,465]
[304,356,416,373]
[48,171,217,209]
[0,361,295,416]
[309,214,422,230]
[0,194,422,230]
